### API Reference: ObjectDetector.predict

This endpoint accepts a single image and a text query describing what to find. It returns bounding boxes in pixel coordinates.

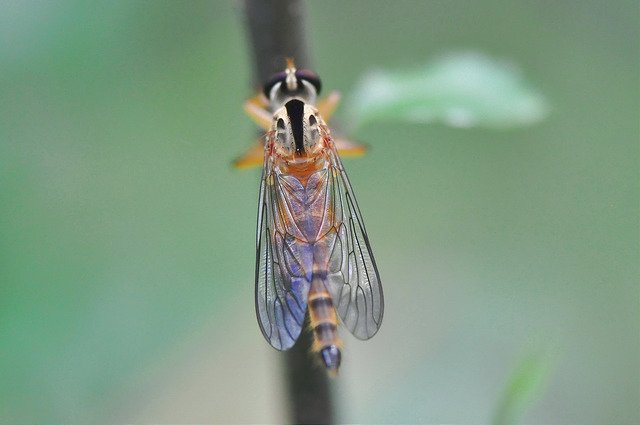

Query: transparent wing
[324,142,384,340]
[255,150,311,350]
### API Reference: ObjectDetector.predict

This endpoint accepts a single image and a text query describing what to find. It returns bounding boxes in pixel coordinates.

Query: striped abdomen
[308,275,342,374]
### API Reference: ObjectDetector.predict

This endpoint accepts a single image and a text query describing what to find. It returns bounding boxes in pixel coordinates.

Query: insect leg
[334,137,367,158]
[244,93,272,130]
[234,137,265,169]
[317,90,341,122]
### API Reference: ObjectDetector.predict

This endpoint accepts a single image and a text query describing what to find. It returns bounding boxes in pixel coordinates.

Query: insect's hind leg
[234,137,266,169]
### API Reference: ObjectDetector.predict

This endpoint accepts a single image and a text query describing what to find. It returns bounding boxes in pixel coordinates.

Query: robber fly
[237,59,383,375]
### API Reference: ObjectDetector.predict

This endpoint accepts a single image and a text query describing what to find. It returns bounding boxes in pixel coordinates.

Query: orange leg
[317,90,341,122]
[236,93,270,169]
[234,137,265,169]
[334,137,367,158]
[318,91,367,157]
[243,93,272,130]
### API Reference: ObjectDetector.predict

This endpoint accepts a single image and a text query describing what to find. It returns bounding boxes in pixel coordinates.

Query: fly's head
[264,60,326,162]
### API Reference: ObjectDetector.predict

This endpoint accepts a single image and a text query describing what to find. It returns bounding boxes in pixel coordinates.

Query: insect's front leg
[317,90,341,122]
[244,93,272,130]
[235,94,271,169]
[317,95,367,158]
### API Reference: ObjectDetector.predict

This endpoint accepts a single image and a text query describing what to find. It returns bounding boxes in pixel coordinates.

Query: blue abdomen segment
[320,344,341,370]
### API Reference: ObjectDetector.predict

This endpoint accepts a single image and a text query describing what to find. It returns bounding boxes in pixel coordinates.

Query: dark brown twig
[241,1,334,423]
[243,0,312,83]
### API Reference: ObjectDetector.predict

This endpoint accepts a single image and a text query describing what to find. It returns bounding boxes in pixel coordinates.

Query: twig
[241,1,334,423]
[243,0,312,83]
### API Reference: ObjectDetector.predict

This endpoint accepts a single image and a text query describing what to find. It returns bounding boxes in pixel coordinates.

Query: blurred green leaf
[493,352,552,424]
[346,52,549,130]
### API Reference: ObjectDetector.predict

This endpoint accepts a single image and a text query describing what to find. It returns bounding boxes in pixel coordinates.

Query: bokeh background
[1,0,638,422]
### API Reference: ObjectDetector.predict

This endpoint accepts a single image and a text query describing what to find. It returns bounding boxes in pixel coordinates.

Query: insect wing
[325,144,384,339]
[255,144,310,350]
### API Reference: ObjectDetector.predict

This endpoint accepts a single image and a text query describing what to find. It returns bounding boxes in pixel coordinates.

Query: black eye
[263,71,287,98]
[262,69,323,98]
[309,115,317,126]
[296,69,322,95]
[277,118,286,130]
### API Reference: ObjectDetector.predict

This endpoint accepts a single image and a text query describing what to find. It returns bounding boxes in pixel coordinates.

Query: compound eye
[296,69,322,95]
[263,71,287,98]
[263,68,323,99]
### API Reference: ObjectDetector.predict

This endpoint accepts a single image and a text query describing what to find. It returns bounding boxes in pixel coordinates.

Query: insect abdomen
[308,277,342,374]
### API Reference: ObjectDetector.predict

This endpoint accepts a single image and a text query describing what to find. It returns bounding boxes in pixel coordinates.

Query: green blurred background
[1,0,638,422]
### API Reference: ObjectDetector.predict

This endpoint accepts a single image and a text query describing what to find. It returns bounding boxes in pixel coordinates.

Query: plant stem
[241,1,334,423]
[243,0,312,83]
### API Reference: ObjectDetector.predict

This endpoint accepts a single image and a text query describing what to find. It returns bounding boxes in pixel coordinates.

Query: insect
[237,59,383,375]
